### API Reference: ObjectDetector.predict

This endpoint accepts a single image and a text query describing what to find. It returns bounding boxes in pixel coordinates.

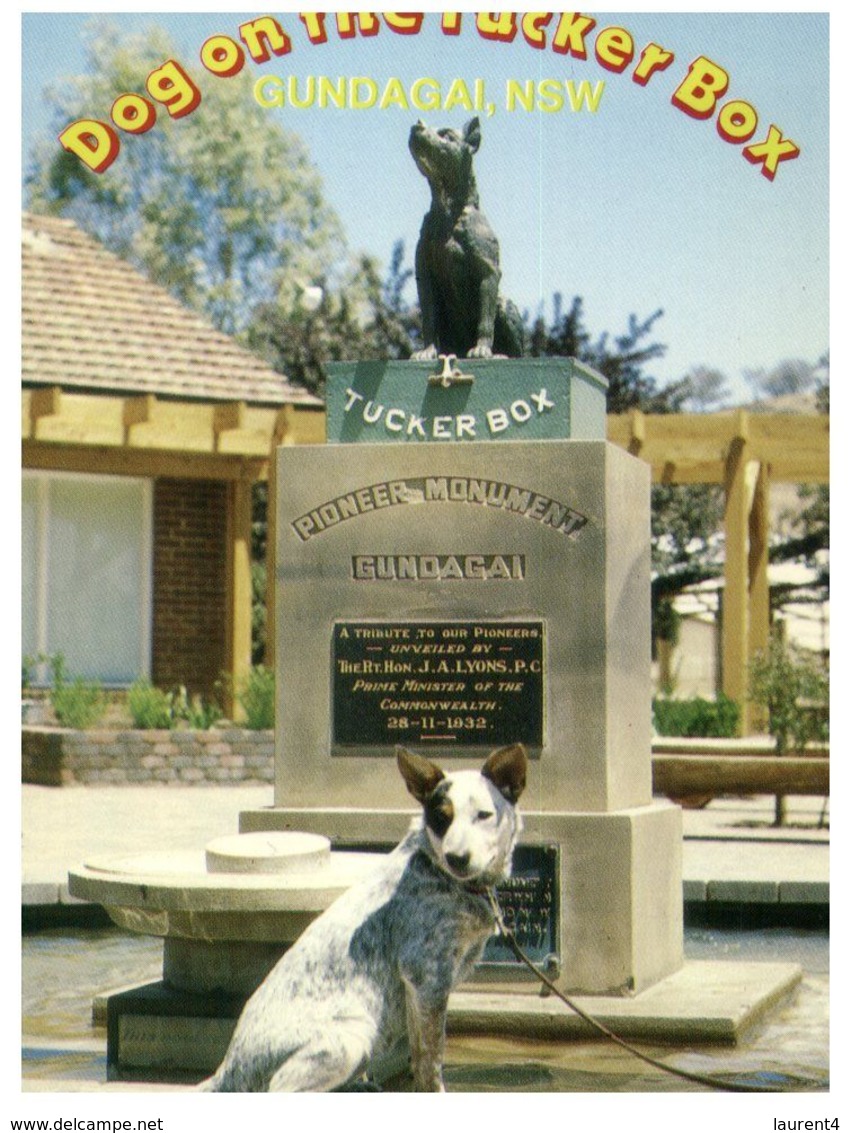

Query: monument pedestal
[255,360,686,995]
[523,803,683,994]
[273,437,654,802]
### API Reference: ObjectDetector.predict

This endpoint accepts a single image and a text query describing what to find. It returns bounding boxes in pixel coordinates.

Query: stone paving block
[682,879,707,901]
[779,881,830,904]
[22,882,61,906]
[59,885,90,905]
[707,880,779,904]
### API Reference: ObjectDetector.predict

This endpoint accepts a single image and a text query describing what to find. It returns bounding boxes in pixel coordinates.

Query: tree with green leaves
[744,356,825,401]
[525,295,726,655]
[651,484,724,596]
[749,632,829,826]
[26,21,346,336]
[768,364,829,623]
[525,293,688,414]
[680,365,732,411]
[245,241,420,396]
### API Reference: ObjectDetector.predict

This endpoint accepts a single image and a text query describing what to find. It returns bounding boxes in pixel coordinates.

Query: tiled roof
[22,212,320,408]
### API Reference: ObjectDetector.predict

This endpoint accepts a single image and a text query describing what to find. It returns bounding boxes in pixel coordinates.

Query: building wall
[652,617,719,700]
[152,479,228,699]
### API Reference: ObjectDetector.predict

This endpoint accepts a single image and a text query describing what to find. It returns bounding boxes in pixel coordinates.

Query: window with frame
[22,472,153,685]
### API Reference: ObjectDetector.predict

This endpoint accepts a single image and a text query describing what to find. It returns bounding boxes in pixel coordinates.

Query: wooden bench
[651,738,829,800]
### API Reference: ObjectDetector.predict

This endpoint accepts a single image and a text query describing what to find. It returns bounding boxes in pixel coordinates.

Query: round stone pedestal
[68,831,385,1081]
[69,832,382,993]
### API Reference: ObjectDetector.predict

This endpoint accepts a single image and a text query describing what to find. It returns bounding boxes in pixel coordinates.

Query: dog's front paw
[412,344,439,361]
[466,342,494,359]
[413,1073,445,1092]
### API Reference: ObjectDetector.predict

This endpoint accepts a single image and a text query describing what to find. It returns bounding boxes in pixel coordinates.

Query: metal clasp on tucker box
[428,354,475,388]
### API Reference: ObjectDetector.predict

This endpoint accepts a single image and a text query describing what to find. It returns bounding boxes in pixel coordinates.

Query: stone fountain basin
[67,832,385,993]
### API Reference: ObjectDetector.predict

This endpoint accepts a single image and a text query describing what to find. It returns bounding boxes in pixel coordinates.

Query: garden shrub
[128,679,173,730]
[169,685,223,730]
[748,633,829,826]
[238,665,275,730]
[749,637,829,753]
[652,694,740,738]
[49,655,105,729]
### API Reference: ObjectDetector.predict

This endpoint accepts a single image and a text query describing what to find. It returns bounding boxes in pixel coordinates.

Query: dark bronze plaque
[481,844,560,968]
[332,620,544,750]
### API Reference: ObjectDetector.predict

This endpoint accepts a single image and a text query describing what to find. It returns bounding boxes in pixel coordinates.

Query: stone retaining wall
[22,726,274,787]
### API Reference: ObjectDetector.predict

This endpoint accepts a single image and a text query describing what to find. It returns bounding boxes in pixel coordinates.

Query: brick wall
[22,727,274,786]
[152,479,228,699]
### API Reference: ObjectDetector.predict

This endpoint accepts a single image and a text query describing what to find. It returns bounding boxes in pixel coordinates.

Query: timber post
[224,469,255,721]
[722,411,751,730]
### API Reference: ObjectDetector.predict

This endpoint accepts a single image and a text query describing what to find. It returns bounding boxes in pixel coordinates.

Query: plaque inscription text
[332,620,545,750]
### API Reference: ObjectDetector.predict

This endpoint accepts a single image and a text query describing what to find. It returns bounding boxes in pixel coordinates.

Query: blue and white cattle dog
[201,743,527,1093]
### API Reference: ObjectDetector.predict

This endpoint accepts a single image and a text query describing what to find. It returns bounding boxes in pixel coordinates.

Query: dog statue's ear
[463,117,482,153]
[482,744,527,803]
[396,746,446,803]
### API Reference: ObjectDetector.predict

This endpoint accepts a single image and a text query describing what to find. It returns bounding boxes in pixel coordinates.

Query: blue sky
[21,10,829,403]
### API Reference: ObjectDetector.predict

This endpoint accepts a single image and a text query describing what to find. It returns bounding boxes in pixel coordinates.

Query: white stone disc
[205,831,331,875]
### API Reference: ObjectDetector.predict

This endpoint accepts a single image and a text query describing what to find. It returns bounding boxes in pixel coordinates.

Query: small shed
[22,212,322,713]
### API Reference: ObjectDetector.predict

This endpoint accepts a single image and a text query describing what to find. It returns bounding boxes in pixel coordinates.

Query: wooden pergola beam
[607,410,829,483]
[748,464,771,732]
[23,439,267,483]
[122,393,157,431]
[22,388,324,460]
[25,395,827,484]
[29,386,63,435]
[608,409,828,734]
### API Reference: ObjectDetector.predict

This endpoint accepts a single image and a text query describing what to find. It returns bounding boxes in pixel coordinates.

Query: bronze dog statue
[409,118,523,361]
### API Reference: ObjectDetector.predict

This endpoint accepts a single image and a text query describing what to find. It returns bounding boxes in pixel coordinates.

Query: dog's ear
[396,746,446,803]
[482,744,527,803]
[463,117,482,153]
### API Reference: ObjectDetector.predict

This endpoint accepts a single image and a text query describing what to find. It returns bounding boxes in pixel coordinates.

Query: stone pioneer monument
[242,118,685,997]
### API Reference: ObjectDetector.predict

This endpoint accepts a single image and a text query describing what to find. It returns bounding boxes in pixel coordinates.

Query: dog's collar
[462,882,495,898]
[415,846,498,897]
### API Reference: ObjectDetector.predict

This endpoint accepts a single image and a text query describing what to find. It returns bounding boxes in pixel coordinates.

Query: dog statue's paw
[466,342,494,359]
[412,344,439,361]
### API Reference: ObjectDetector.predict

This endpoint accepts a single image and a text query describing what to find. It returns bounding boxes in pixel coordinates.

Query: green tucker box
[325,357,607,445]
